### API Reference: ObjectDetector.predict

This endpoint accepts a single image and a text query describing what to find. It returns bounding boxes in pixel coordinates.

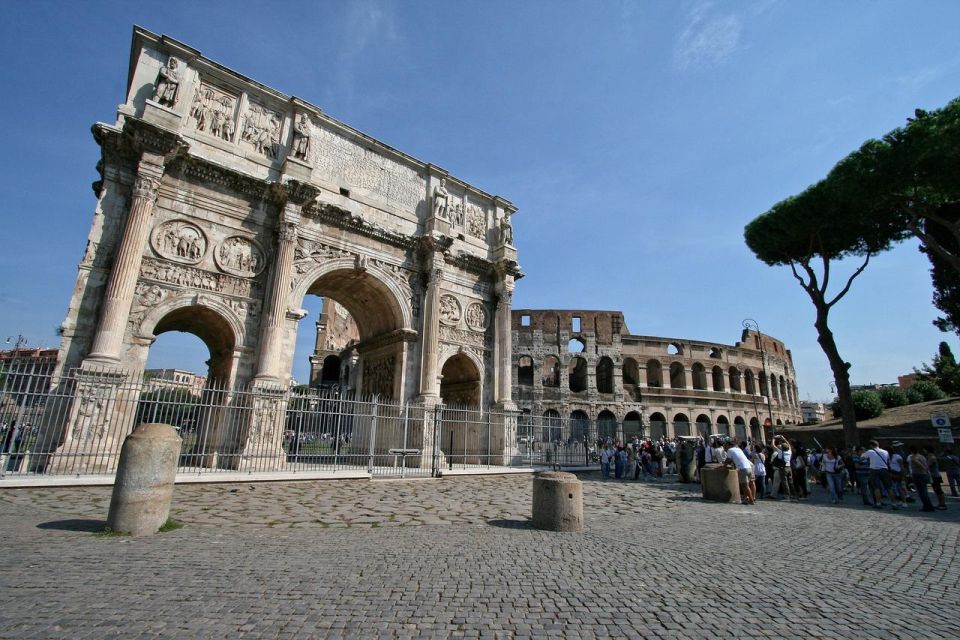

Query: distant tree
[905,386,924,404]
[851,390,884,420]
[910,379,946,402]
[136,388,201,429]
[878,386,908,409]
[744,177,900,448]
[915,342,960,397]
[745,96,960,447]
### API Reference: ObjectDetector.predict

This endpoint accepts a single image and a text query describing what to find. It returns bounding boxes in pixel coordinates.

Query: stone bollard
[700,464,741,503]
[532,471,583,532]
[107,423,182,536]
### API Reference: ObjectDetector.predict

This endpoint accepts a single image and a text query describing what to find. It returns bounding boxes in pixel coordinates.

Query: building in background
[307,298,359,390]
[800,401,826,425]
[511,310,802,443]
[143,368,207,395]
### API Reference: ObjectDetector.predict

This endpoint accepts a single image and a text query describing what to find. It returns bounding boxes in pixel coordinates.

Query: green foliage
[135,387,201,429]
[851,390,884,420]
[905,387,924,404]
[911,380,946,402]
[158,518,183,532]
[878,386,908,408]
[94,526,129,538]
[915,342,960,397]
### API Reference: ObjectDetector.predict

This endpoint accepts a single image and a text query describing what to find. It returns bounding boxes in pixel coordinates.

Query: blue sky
[1,1,959,401]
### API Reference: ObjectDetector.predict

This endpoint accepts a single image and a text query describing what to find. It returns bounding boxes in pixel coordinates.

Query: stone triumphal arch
[43,27,521,472]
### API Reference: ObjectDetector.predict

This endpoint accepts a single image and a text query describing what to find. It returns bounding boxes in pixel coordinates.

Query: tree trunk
[813,306,859,448]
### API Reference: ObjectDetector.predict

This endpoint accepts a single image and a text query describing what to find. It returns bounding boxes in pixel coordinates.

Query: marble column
[494,279,514,405]
[86,153,165,365]
[254,202,300,381]
[419,261,443,398]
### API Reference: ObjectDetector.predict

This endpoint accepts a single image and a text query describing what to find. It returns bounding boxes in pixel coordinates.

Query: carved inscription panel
[311,126,426,211]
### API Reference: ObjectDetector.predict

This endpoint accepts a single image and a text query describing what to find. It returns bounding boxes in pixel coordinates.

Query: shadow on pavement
[486,518,532,529]
[37,519,105,533]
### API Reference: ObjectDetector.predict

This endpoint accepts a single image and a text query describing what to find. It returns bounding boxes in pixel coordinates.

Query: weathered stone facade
[512,310,802,442]
[46,27,521,471]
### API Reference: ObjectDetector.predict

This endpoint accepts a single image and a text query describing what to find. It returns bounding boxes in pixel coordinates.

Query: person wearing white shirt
[862,440,902,509]
[723,441,756,504]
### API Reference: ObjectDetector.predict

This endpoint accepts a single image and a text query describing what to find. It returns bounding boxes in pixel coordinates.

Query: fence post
[431,403,442,477]
[367,395,378,474]
[486,409,492,469]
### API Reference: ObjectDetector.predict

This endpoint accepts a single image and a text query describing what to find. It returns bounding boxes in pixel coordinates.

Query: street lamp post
[743,319,776,442]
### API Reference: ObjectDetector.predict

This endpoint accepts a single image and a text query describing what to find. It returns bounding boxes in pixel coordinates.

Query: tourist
[852,447,875,506]
[770,437,794,501]
[863,440,902,509]
[942,448,960,497]
[600,444,613,479]
[889,441,908,506]
[926,448,947,510]
[821,447,845,504]
[791,445,809,500]
[752,445,767,499]
[722,441,756,504]
[907,446,936,513]
[615,444,627,479]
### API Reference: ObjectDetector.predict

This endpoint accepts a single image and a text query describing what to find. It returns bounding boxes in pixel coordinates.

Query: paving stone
[0,473,958,638]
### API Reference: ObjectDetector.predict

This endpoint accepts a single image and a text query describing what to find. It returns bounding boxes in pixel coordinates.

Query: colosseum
[511,309,802,449]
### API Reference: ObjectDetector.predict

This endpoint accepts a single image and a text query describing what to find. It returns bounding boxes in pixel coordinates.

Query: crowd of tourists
[597,433,960,512]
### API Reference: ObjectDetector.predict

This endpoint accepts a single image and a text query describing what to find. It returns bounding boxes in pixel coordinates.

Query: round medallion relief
[214,236,266,277]
[151,220,207,264]
[465,302,488,331]
[439,294,462,325]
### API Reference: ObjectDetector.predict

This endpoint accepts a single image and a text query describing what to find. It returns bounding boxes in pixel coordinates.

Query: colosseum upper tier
[511,310,802,442]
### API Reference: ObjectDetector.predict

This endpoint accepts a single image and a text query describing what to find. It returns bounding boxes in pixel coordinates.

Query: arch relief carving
[439,294,461,325]
[464,302,488,331]
[151,220,207,264]
[215,236,265,277]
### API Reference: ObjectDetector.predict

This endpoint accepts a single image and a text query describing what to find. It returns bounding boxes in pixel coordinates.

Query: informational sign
[938,428,955,444]
[931,413,952,428]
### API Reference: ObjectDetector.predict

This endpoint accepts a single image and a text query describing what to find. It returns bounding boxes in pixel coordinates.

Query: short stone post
[532,471,583,532]
[107,423,181,536]
[700,464,742,503]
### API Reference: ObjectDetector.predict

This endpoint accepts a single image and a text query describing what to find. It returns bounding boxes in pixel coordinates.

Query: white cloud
[674,1,743,70]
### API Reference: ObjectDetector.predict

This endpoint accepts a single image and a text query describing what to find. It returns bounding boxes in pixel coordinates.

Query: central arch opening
[291,267,409,400]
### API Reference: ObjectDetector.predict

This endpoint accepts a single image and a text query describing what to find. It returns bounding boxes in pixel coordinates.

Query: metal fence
[0,359,532,481]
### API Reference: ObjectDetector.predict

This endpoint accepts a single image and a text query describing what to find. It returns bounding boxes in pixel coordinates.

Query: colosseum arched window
[728,367,741,392]
[541,356,560,387]
[670,362,686,389]
[712,365,725,391]
[569,357,587,392]
[517,356,534,386]
[691,363,707,390]
[596,357,614,393]
[647,360,663,387]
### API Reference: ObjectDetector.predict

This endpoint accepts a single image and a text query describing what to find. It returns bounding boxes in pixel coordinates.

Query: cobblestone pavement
[1,473,958,639]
